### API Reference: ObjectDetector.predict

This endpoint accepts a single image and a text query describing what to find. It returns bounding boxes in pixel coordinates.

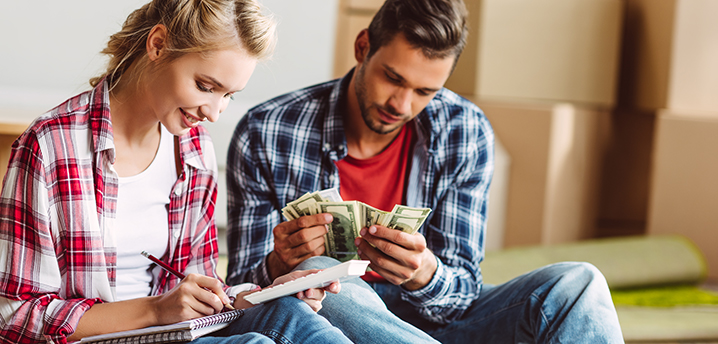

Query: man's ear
[354,29,370,65]
[146,24,168,62]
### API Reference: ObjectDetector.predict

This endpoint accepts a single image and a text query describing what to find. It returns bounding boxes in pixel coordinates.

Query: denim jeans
[372,262,625,344]
[192,295,352,343]
[299,256,440,344]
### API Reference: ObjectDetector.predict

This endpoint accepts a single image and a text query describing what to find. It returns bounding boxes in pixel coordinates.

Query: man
[226,0,624,342]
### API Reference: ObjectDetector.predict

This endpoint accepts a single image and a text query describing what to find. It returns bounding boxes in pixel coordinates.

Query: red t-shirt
[335,123,415,282]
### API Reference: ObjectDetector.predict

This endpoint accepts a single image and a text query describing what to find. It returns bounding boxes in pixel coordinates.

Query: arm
[226,118,281,287]
[70,274,230,341]
[0,132,101,343]
[225,118,331,285]
[358,110,494,324]
[404,113,494,324]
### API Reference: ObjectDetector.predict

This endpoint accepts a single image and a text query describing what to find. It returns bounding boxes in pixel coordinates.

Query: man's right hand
[267,213,333,279]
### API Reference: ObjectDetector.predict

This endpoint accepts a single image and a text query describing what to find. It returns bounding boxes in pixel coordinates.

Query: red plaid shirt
[0,81,225,343]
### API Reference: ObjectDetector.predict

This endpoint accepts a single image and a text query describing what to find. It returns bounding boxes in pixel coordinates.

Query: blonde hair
[90,0,276,88]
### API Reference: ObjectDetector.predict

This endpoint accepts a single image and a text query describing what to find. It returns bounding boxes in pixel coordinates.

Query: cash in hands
[281,189,432,262]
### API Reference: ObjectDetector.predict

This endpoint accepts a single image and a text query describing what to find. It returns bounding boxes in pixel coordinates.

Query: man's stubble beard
[354,64,402,135]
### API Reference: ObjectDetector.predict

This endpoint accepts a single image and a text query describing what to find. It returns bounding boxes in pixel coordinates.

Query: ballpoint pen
[141,251,235,310]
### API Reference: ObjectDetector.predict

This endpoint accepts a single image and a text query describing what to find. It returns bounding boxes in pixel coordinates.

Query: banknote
[319,201,361,262]
[281,188,432,261]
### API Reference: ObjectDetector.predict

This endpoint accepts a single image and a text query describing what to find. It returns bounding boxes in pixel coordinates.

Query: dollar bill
[282,189,339,220]
[390,205,432,218]
[380,213,427,234]
[281,188,432,261]
[319,201,361,262]
[317,188,342,202]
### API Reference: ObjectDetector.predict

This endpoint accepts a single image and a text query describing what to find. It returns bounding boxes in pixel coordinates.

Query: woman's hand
[274,269,341,312]
[150,273,230,325]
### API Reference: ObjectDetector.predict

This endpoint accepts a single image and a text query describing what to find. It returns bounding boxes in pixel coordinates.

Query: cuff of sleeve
[401,255,448,306]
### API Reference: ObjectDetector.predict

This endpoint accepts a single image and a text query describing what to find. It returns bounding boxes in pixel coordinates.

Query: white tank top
[115,125,176,301]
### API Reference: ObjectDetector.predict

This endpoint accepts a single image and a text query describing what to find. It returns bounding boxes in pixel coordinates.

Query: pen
[141,251,235,310]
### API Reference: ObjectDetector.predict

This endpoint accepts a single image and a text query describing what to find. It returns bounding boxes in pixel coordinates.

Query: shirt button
[329,175,335,181]
[324,143,331,151]
[173,230,180,238]
[174,187,182,196]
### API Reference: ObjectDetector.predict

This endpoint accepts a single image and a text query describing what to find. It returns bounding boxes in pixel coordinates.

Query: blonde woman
[0,1,352,343]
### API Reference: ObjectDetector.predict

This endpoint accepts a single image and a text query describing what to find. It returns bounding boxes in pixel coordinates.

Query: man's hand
[354,225,437,291]
[267,213,334,280]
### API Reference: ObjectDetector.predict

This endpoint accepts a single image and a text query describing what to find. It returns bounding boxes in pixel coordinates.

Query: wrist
[146,295,162,326]
[267,251,286,281]
[403,250,438,291]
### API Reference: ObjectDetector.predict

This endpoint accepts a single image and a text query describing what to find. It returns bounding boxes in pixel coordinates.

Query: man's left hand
[354,225,437,290]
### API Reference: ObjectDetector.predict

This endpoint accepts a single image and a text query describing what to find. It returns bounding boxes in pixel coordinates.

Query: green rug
[612,285,718,307]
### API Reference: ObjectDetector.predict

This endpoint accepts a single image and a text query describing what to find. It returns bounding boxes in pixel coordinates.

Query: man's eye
[386,74,401,84]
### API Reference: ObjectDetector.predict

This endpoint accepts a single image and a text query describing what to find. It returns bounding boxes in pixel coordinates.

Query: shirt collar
[88,79,116,163]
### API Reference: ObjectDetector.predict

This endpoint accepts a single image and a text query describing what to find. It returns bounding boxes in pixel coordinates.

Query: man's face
[354,33,455,135]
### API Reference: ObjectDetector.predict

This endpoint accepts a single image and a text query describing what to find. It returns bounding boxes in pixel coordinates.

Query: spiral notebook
[79,309,244,343]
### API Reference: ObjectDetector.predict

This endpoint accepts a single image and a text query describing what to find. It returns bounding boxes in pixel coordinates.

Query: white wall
[0,1,340,233]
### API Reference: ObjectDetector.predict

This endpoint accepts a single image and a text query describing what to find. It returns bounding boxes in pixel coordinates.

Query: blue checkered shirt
[226,71,494,324]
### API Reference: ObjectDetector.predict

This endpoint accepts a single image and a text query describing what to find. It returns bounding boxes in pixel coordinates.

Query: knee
[545,262,611,297]
[294,256,341,271]
[556,262,605,285]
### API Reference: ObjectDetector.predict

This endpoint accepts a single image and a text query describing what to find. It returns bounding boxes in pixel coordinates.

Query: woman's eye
[224,93,235,100]
[196,82,212,93]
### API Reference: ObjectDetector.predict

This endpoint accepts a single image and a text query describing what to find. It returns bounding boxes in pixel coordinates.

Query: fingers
[324,281,341,294]
[194,274,231,306]
[274,213,333,243]
[185,274,228,314]
[234,288,261,310]
[154,274,228,323]
[272,214,333,271]
[357,226,426,267]
[354,238,410,284]
[296,287,326,312]
[354,226,429,285]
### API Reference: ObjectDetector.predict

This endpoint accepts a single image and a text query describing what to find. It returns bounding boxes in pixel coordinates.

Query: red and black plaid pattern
[0,80,222,343]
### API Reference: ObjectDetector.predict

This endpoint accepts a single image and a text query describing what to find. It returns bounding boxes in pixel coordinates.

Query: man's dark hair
[367,0,469,61]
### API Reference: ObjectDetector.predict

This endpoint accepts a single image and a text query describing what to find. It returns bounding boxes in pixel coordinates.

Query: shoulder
[27,91,94,136]
[15,91,95,154]
[422,88,493,144]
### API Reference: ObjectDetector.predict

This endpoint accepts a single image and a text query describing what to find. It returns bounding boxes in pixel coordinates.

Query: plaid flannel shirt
[226,70,495,324]
[0,81,225,343]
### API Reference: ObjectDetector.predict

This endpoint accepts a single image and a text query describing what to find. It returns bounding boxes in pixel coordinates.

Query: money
[319,201,361,262]
[281,188,432,262]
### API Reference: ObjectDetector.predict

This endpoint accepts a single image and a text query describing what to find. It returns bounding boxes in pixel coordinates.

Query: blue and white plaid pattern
[226,71,494,324]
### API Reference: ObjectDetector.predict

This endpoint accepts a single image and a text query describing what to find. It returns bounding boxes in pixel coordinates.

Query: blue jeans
[192,295,352,343]
[299,256,440,344]
[372,262,625,344]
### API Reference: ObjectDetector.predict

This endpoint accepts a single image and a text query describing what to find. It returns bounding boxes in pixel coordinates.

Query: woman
[0,0,351,343]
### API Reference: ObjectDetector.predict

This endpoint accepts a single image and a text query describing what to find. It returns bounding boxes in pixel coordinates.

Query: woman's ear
[354,29,370,65]
[146,24,168,62]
